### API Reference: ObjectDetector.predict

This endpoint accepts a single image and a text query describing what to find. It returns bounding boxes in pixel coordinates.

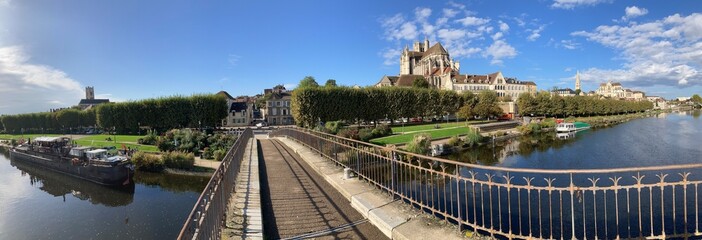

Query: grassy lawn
[391,122,466,133]
[0,134,61,140]
[371,126,470,145]
[0,133,159,152]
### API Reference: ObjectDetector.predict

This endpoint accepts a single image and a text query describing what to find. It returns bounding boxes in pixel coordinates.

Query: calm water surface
[0,148,209,239]
[448,110,702,168]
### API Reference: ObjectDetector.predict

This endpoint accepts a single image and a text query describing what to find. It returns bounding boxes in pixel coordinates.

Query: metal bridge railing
[177,128,253,240]
[271,127,702,239]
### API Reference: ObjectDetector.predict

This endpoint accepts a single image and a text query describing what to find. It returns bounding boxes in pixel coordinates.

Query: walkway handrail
[177,128,253,240]
[271,126,702,239]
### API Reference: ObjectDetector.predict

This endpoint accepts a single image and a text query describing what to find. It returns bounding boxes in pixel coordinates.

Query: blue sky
[1,0,701,115]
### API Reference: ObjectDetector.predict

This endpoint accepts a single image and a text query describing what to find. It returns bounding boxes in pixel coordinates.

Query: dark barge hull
[9,149,134,186]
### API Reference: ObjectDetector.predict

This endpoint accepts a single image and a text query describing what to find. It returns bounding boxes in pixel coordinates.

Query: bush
[405,133,431,155]
[447,135,463,146]
[374,124,392,137]
[131,152,165,172]
[337,127,359,140]
[156,138,175,152]
[325,121,342,134]
[358,128,374,142]
[464,128,483,147]
[518,123,542,135]
[214,149,226,161]
[540,118,556,128]
[202,147,213,159]
[140,129,158,145]
[162,151,195,170]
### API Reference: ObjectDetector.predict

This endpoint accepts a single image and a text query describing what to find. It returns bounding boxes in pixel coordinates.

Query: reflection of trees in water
[448,132,582,165]
[0,146,9,159]
[133,171,209,193]
[692,110,701,118]
[10,159,135,207]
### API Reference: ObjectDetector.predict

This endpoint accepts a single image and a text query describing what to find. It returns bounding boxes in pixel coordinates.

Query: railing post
[391,151,397,194]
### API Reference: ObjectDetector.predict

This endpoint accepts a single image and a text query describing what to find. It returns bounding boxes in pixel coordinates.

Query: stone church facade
[376,39,536,99]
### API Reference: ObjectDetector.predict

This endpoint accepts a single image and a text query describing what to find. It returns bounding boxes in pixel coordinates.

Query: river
[0,147,209,239]
[448,110,702,168]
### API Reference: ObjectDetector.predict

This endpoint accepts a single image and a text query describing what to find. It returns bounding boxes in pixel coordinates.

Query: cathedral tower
[575,71,581,91]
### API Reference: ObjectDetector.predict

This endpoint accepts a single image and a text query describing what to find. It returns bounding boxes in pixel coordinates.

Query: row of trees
[517,91,653,117]
[1,108,96,134]
[0,94,227,134]
[96,94,227,134]
[291,86,503,127]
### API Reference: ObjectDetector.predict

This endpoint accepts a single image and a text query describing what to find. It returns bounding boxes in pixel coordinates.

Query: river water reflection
[0,147,209,239]
[448,110,702,169]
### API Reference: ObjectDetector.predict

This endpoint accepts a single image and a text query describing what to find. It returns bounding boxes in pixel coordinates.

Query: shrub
[447,135,463,146]
[540,118,556,128]
[156,138,175,152]
[405,133,431,155]
[202,147,213,159]
[131,152,165,172]
[162,151,195,170]
[518,123,542,135]
[325,121,342,134]
[464,128,483,147]
[10,139,17,147]
[214,149,226,161]
[140,129,158,145]
[375,124,392,136]
[447,136,463,147]
[358,128,374,142]
[337,127,359,140]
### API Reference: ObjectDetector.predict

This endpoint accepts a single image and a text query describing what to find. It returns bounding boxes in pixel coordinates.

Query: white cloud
[572,13,702,87]
[379,4,519,65]
[564,67,574,72]
[499,21,510,32]
[228,54,240,66]
[455,16,490,26]
[623,6,648,21]
[381,48,402,66]
[484,40,517,65]
[0,0,9,7]
[560,39,581,49]
[551,0,611,9]
[492,32,503,41]
[526,25,545,41]
[415,7,432,22]
[443,8,458,18]
[381,14,417,41]
[0,46,83,115]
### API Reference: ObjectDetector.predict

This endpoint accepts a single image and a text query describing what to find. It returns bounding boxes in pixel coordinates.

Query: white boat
[556,122,591,132]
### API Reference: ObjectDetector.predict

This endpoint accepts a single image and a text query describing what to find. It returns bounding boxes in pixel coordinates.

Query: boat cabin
[31,136,71,154]
[86,149,108,160]
[69,146,93,158]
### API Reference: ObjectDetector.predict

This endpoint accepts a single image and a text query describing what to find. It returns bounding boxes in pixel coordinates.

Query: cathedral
[376,39,536,99]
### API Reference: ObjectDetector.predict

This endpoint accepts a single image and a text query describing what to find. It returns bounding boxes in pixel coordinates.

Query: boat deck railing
[270,126,702,239]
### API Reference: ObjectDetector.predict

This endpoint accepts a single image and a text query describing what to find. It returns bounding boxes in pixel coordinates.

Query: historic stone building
[78,86,109,110]
[262,85,293,126]
[595,81,645,100]
[376,39,536,98]
[218,91,255,127]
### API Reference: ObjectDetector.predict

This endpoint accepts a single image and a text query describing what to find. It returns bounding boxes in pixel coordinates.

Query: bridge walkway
[258,138,387,239]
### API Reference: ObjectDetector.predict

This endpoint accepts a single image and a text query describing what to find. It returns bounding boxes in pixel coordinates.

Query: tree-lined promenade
[0,94,227,134]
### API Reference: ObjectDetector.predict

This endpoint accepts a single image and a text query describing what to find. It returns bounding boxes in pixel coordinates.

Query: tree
[456,105,474,122]
[298,76,319,89]
[324,79,337,88]
[574,89,582,96]
[473,90,503,119]
[412,77,429,88]
[691,94,702,104]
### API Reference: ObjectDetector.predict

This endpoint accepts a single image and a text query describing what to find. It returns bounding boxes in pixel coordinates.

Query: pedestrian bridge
[177,127,702,240]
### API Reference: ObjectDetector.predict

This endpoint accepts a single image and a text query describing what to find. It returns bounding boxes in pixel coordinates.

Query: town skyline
[1,0,701,115]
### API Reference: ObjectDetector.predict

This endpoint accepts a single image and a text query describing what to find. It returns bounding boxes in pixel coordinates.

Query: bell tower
[86,86,95,100]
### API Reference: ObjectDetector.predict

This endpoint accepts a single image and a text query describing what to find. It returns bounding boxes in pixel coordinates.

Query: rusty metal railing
[177,128,253,240]
[271,127,702,239]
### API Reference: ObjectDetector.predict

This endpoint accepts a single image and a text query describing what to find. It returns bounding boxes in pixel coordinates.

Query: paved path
[259,138,387,240]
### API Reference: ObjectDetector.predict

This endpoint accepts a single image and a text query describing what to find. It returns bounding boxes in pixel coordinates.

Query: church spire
[575,70,581,91]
